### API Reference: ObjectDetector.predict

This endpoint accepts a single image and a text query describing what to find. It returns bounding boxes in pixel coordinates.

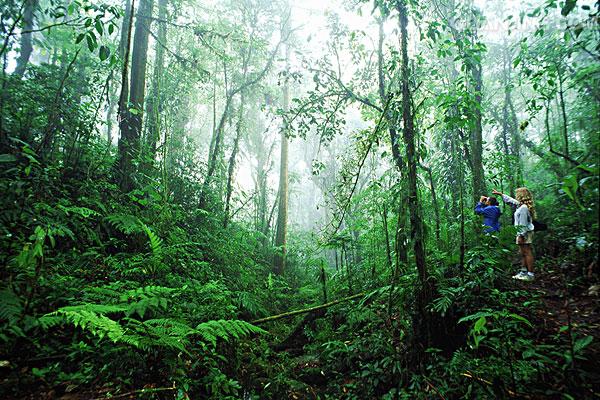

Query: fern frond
[105,213,142,234]
[140,223,163,257]
[236,292,267,318]
[50,308,126,343]
[195,319,266,347]
[0,288,22,324]
[120,286,172,318]
[37,315,63,330]
[57,205,100,218]
[58,304,127,314]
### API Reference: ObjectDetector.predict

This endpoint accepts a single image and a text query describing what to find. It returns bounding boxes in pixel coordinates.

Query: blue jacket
[475,202,501,232]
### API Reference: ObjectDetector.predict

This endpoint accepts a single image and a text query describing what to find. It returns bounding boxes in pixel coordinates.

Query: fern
[45,307,127,343]
[120,286,173,318]
[236,292,267,318]
[140,223,163,257]
[105,213,143,234]
[140,319,196,353]
[105,214,163,257]
[0,288,22,324]
[57,205,99,218]
[196,319,266,347]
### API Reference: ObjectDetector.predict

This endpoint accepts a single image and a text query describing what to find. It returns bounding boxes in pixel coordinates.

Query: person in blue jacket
[475,195,501,233]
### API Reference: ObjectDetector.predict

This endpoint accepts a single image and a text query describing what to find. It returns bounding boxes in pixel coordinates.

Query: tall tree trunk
[224,93,245,228]
[274,45,290,275]
[105,0,132,144]
[118,0,133,61]
[145,0,167,161]
[469,32,486,201]
[397,0,430,346]
[377,13,408,269]
[117,0,154,191]
[200,93,233,208]
[501,45,522,192]
[445,3,486,201]
[377,16,403,171]
[14,0,36,77]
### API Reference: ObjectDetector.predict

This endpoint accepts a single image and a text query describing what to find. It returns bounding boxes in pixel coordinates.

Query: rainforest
[0,0,599,398]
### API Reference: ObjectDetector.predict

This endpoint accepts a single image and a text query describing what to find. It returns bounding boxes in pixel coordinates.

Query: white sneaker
[513,271,534,281]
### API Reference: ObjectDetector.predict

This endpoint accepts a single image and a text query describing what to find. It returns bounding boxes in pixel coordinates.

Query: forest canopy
[0,0,598,398]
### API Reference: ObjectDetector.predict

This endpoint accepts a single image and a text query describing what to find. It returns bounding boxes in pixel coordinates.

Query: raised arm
[493,189,519,207]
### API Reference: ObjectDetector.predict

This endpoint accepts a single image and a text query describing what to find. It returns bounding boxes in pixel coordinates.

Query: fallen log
[251,292,366,325]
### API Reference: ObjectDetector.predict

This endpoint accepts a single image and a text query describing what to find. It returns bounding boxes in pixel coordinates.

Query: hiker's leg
[518,244,527,269]
[523,245,534,273]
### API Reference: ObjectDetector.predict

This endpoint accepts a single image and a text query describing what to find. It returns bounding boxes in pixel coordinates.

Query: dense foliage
[0,0,598,398]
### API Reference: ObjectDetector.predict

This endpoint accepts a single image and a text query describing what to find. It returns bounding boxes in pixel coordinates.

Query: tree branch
[251,292,366,324]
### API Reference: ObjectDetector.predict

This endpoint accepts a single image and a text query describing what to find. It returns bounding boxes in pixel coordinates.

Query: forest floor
[283,258,600,399]
[526,261,599,339]
[19,259,600,399]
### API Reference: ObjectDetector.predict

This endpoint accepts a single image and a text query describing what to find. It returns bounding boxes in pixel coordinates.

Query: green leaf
[574,336,593,353]
[473,316,487,332]
[95,20,103,36]
[86,35,95,52]
[507,313,533,327]
[561,0,577,16]
[99,45,110,61]
[561,174,584,209]
[0,154,16,162]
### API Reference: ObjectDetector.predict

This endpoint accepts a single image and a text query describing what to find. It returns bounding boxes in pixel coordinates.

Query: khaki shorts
[516,231,534,244]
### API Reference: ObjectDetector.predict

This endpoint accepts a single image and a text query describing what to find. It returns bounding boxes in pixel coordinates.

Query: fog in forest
[1,0,598,397]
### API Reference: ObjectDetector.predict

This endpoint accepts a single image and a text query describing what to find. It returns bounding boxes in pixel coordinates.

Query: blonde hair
[515,187,536,219]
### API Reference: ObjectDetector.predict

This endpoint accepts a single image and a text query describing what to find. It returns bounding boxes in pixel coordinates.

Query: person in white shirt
[492,187,536,281]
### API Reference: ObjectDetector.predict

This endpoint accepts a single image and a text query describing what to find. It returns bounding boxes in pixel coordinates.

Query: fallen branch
[251,292,365,325]
[91,385,176,400]
[461,371,530,399]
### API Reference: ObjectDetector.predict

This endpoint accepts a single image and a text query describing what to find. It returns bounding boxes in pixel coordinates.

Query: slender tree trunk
[506,87,522,188]
[14,0,37,78]
[422,164,440,242]
[145,0,167,162]
[224,93,246,228]
[273,45,290,274]
[557,68,569,158]
[502,56,523,191]
[208,66,218,163]
[104,0,132,145]
[458,137,465,270]
[320,263,328,303]
[382,204,393,271]
[200,93,233,208]
[397,0,430,347]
